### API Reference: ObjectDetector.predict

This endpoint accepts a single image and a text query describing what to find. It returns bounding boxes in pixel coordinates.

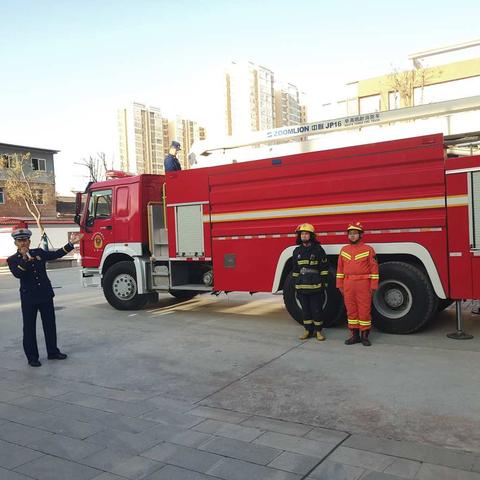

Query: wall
[0,223,79,261]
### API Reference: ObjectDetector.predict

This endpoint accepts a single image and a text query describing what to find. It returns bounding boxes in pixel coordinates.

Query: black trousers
[20,298,60,361]
[298,292,323,333]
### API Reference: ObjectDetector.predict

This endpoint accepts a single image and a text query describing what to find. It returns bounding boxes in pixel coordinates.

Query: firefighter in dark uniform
[292,223,329,341]
[164,140,182,172]
[7,222,83,367]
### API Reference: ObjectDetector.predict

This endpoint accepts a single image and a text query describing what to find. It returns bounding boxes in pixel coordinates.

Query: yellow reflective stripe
[354,252,370,260]
[63,246,69,253]
[292,272,299,277]
[370,274,379,278]
[18,265,26,271]
[310,260,319,265]
[336,273,345,278]
[348,319,359,324]
[297,260,309,265]
[313,321,323,326]
[320,270,329,275]
[359,320,372,325]
[341,251,351,260]
[303,320,313,324]
[295,284,322,289]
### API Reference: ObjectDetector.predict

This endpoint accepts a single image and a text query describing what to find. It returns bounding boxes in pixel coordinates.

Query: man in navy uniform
[7,222,83,367]
[164,140,182,172]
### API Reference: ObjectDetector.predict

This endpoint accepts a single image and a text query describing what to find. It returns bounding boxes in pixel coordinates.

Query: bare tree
[0,152,53,244]
[387,65,439,108]
[75,152,112,183]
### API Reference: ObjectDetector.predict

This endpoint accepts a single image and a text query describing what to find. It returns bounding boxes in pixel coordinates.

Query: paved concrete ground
[1,267,480,479]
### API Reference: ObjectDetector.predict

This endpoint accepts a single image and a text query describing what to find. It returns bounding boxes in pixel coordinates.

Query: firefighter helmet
[347,221,364,232]
[295,223,315,234]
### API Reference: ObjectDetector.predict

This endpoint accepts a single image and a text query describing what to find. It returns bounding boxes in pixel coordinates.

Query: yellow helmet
[347,221,364,232]
[295,223,315,234]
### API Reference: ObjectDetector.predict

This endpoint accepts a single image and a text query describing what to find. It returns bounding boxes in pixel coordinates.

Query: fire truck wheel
[372,261,438,334]
[103,261,149,310]
[283,270,345,327]
[169,290,198,300]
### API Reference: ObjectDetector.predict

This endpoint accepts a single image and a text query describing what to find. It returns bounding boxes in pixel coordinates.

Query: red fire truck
[75,101,480,334]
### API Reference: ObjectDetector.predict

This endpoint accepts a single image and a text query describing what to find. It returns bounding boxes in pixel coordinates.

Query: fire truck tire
[283,270,345,328]
[103,261,149,310]
[169,290,198,300]
[372,261,438,334]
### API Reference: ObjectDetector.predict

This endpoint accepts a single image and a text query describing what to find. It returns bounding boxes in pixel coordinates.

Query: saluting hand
[69,233,84,245]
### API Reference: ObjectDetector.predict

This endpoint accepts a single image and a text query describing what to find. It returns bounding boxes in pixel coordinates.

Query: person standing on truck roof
[7,221,83,367]
[164,141,182,172]
[292,223,329,341]
[336,222,379,347]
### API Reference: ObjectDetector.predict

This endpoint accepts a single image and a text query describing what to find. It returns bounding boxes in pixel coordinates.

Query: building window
[414,75,480,106]
[1,154,15,168]
[33,189,44,205]
[0,187,4,204]
[32,158,46,171]
[359,94,381,114]
[389,91,401,110]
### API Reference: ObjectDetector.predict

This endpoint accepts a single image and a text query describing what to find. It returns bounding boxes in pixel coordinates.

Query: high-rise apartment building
[118,103,168,174]
[275,83,303,127]
[225,61,275,136]
[225,61,307,136]
[118,103,205,173]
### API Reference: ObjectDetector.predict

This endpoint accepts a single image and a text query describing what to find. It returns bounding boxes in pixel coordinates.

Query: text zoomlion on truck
[75,95,480,334]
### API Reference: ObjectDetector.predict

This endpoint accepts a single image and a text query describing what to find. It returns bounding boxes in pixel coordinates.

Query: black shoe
[345,330,361,345]
[48,352,68,360]
[361,331,372,347]
[28,360,42,367]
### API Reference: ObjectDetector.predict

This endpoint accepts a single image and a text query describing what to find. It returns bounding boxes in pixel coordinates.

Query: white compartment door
[175,204,205,257]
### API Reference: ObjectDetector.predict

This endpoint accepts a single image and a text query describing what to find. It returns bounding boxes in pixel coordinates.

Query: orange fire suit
[336,243,379,331]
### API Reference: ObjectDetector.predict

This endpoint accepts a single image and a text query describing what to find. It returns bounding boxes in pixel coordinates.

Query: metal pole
[447,300,474,340]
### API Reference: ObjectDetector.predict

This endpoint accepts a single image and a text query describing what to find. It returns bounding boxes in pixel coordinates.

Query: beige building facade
[118,103,205,173]
[225,61,276,136]
[118,103,169,175]
[226,61,307,136]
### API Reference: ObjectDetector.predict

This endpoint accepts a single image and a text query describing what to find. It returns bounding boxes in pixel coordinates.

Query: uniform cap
[347,221,364,232]
[11,221,32,240]
[295,223,315,234]
[170,141,181,150]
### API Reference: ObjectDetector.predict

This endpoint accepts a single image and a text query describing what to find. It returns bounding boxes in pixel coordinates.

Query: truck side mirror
[74,192,83,225]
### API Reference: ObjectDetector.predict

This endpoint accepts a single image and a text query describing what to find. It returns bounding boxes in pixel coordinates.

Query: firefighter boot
[315,330,326,341]
[299,329,314,340]
[344,329,361,345]
[361,330,372,347]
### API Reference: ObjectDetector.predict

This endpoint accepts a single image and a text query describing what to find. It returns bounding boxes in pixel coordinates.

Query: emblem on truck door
[93,233,104,250]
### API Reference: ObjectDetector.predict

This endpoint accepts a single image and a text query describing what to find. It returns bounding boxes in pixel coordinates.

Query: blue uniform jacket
[7,244,74,303]
[164,154,181,172]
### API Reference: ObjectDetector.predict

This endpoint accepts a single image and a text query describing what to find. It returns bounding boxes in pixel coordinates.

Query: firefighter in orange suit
[292,223,329,341]
[336,222,379,346]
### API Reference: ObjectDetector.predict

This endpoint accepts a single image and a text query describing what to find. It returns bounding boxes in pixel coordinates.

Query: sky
[0,0,479,194]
